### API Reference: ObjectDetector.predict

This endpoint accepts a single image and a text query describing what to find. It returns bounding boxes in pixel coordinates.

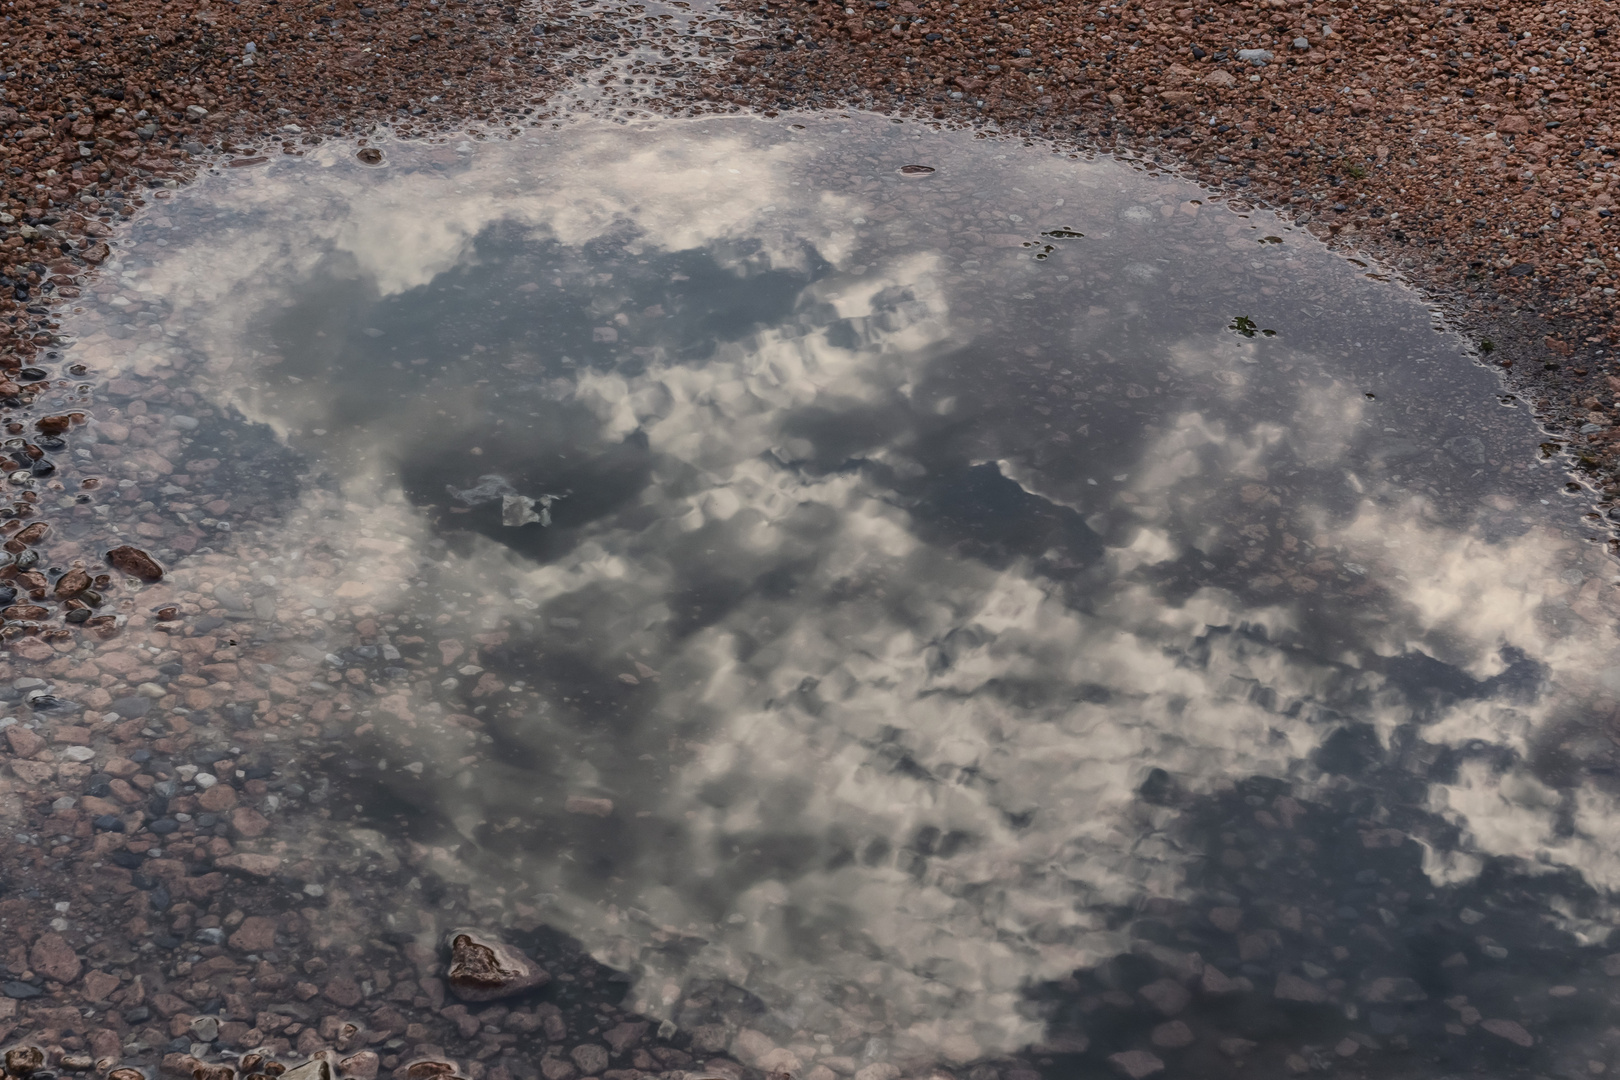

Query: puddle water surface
[25,114,1620,1080]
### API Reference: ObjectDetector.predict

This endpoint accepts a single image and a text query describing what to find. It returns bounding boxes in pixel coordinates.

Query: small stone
[1334,1038,1359,1057]
[357,147,384,165]
[6,1048,45,1075]
[189,1016,220,1043]
[339,1053,380,1080]
[1235,48,1273,64]
[227,915,278,952]
[6,725,45,756]
[1138,978,1190,1016]
[198,783,238,812]
[324,974,364,1007]
[54,569,90,599]
[1107,1050,1164,1079]
[29,931,82,983]
[231,807,271,838]
[852,1066,898,1080]
[564,795,613,817]
[215,852,282,877]
[604,1022,648,1054]
[110,695,151,719]
[1275,973,1327,1003]
[282,1060,333,1080]
[1200,965,1238,995]
[1203,69,1236,87]
[1481,1018,1533,1047]
[106,545,164,580]
[404,1063,456,1080]
[1292,36,1310,48]
[1207,906,1242,933]
[82,969,120,1001]
[445,928,549,1001]
[1217,1038,1257,1058]
[1150,1021,1194,1049]
[570,1046,609,1076]
[1360,976,1427,1003]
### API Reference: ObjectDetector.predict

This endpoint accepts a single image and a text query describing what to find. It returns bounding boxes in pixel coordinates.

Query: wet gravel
[1,0,1620,1077]
[695,0,1620,513]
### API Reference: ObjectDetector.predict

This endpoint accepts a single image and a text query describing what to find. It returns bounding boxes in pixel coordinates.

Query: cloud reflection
[77,113,1620,1067]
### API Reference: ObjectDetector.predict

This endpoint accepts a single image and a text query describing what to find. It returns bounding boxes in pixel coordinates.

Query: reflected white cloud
[65,111,1620,1068]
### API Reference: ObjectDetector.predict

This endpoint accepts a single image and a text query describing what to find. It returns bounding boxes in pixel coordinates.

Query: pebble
[105,545,164,581]
[1107,1050,1165,1078]
[444,928,550,1001]
[1482,1018,1535,1047]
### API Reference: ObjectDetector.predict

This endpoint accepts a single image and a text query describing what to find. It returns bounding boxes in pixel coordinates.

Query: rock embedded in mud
[445,928,549,1002]
[106,545,164,580]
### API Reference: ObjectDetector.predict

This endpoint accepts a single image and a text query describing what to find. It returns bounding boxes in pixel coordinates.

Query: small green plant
[1345,163,1368,179]
[1228,315,1277,339]
[1479,338,1496,354]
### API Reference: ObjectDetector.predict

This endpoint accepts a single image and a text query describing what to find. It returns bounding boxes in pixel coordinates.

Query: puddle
[22,113,1620,1079]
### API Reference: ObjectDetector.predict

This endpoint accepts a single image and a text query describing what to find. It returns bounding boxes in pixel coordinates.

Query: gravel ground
[8,0,1620,492]
[2,0,1620,1079]
[705,0,1620,510]
[0,0,602,379]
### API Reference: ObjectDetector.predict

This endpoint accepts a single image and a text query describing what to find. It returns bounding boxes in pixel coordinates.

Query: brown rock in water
[3,604,49,621]
[404,1062,458,1080]
[338,1054,380,1080]
[15,522,48,544]
[54,568,90,598]
[28,932,82,983]
[106,545,164,580]
[227,915,278,953]
[7,1048,46,1075]
[445,928,549,1002]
